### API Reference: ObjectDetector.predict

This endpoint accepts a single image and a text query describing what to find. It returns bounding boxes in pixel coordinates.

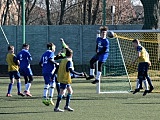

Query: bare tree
[59,0,66,25]
[45,0,52,25]
[91,0,100,25]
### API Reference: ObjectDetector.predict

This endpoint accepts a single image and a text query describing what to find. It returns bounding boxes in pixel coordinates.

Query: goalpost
[96,30,160,94]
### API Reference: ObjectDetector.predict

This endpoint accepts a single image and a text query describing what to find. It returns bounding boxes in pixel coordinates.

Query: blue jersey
[17,49,32,68]
[39,50,55,74]
[96,37,109,53]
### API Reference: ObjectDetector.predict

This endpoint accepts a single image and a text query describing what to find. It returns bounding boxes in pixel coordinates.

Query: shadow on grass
[0,111,49,115]
[123,102,160,105]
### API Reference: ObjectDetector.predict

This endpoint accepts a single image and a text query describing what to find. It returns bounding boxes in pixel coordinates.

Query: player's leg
[64,85,74,111]
[48,74,55,106]
[142,79,149,96]
[91,61,103,84]
[14,71,25,96]
[86,55,99,80]
[6,72,14,97]
[54,83,66,112]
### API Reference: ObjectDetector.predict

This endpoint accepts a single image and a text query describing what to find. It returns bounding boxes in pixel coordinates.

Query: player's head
[65,48,73,58]
[22,43,30,50]
[8,45,14,53]
[132,39,140,48]
[99,26,108,38]
[47,42,56,52]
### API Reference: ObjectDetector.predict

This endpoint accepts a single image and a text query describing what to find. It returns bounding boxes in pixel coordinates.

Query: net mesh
[101,31,160,93]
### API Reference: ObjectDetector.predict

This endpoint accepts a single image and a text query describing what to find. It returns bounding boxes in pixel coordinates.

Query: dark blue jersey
[96,37,109,53]
[17,49,32,68]
[39,50,55,74]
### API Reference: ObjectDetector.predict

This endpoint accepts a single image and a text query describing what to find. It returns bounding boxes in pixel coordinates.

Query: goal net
[97,30,160,93]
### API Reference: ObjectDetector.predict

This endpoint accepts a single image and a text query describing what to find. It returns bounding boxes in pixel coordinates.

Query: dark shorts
[92,53,109,63]
[8,71,20,80]
[43,73,55,84]
[60,83,71,89]
[20,68,33,76]
[138,62,149,72]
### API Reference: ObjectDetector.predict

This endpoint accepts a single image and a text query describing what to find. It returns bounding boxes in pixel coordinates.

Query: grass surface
[0,77,160,120]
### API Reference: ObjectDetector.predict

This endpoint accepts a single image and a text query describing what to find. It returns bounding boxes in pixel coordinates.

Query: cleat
[24,90,32,97]
[148,86,154,93]
[91,79,99,84]
[83,72,88,79]
[64,106,74,111]
[133,89,140,94]
[6,94,12,97]
[54,108,64,112]
[17,92,25,97]
[143,90,149,96]
[86,75,94,80]
[48,100,54,106]
[42,99,50,106]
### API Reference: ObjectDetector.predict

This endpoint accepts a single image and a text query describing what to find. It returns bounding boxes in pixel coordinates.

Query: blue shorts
[60,83,71,89]
[92,53,109,63]
[8,71,20,80]
[138,62,149,72]
[20,68,33,76]
[43,73,55,84]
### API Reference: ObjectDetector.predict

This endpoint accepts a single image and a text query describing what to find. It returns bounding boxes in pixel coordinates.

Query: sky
[131,0,142,6]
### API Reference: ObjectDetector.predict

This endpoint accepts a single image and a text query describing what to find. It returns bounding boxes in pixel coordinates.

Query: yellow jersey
[137,45,150,63]
[57,58,72,84]
[6,53,19,72]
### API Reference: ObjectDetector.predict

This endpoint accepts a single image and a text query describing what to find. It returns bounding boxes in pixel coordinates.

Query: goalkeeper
[132,39,154,96]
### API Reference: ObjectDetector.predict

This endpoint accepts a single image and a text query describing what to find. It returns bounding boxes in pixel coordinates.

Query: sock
[55,94,62,108]
[90,69,95,76]
[7,83,13,94]
[43,84,49,98]
[96,71,101,80]
[56,83,60,95]
[66,93,72,107]
[27,83,31,92]
[136,79,140,89]
[49,82,55,100]
[143,80,149,90]
[17,82,21,93]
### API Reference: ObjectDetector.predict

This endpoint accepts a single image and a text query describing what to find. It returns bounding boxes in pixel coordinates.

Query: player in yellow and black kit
[54,48,84,112]
[6,45,24,97]
[132,39,154,96]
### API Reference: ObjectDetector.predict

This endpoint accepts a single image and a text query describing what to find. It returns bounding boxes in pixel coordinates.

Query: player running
[86,26,109,84]
[17,43,33,97]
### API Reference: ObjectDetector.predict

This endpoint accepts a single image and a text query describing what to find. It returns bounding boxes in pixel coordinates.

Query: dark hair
[47,42,55,50]
[8,45,14,51]
[22,43,29,48]
[132,39,139,44]
[100,26,108,32]
[66,48,73,57]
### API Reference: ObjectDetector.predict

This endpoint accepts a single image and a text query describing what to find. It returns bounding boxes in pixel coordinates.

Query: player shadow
[0,111,50,115]
[123,102,160,105]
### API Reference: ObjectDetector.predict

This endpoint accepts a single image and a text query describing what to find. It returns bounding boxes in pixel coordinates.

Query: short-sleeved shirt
[39,50,55,74]
[96,37,109,53]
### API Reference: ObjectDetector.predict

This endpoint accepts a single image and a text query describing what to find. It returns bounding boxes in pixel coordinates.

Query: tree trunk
[45,0,52,25]
[141,0,160,29]
[88,0,92,25]
[91,0,100,25]
[2,0,10,25]
[59,0,66,25]
[83,0,87,24]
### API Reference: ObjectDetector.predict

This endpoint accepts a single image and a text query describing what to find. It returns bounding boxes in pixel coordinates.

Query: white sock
[143,80,149,90]
[49,83,55,100]
[27,83,31,92]
[43,84,49,98]
[96,71,101,80]
[25,84,28,91]
[90,69,95,76]
[136,79,140,89]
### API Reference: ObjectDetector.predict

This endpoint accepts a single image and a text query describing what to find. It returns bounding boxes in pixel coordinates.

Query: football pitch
[0,77,160,120]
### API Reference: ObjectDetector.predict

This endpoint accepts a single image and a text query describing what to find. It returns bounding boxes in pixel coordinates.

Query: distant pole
[111,5,115,25]
[102,0,106,26]
[22,0,25,44]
